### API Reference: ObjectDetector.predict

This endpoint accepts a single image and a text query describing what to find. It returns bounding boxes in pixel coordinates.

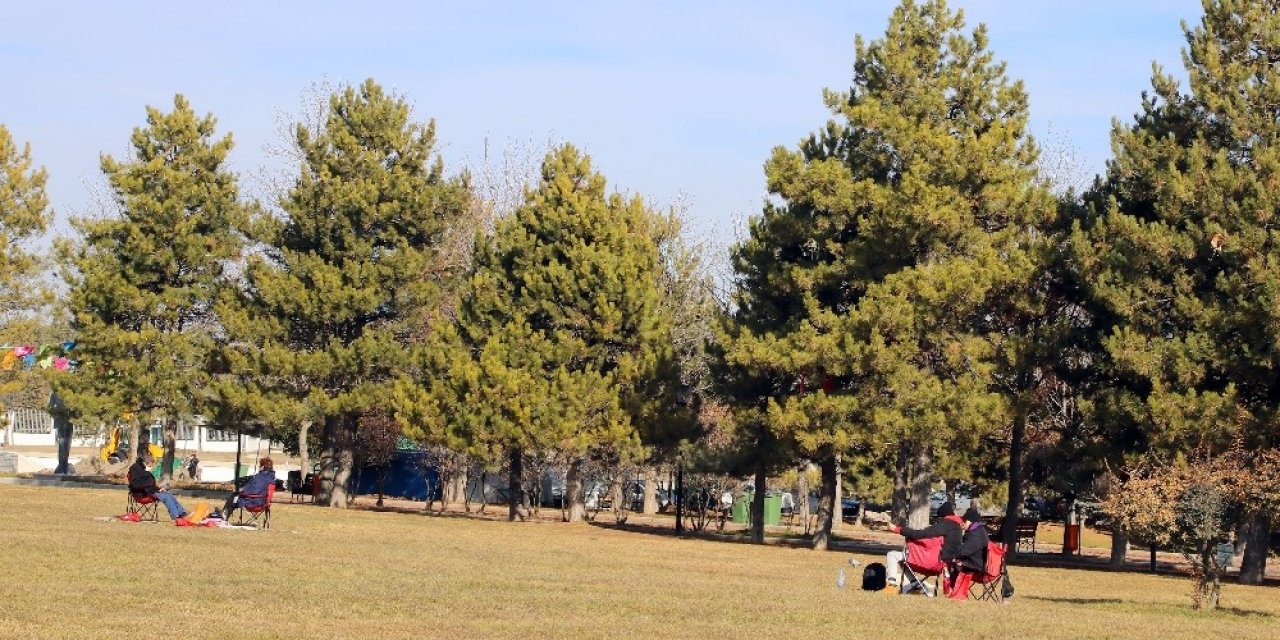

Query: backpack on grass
[861,562,887,590]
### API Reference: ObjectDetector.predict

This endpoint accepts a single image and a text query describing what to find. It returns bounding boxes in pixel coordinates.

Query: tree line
[3,0,1279,603]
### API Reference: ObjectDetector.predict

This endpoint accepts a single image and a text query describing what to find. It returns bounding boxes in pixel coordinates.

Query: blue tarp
[355,450,440,501]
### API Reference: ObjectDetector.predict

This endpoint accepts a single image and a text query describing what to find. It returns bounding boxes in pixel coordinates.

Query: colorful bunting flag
[1,342,80,372]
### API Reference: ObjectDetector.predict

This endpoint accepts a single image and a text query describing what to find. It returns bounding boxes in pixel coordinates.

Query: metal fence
[6,408,53,435]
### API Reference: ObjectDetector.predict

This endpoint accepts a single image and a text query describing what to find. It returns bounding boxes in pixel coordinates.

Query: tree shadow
[1215,607,1278,619]
[1023,596,1276,618]
[344,500,521,522]
[1024,596,1124,606]
[586,520,904,555]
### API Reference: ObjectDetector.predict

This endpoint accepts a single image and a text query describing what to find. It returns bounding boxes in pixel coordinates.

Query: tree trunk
[674,463,683,533]
[609,478,624,521]
[298,420,312,479]
[798,464,811,534]
[832,453,843,531]
[812,454,837,550]
[564,458,587,522]
[855,501,866,529]
[642,466,659,515]
[54,413,72,474]
[1109,523,1129,569]
[129,421,144,460]
[316,414,338,505]
[1239,511,1270,585]
[508,447,527,522]
[1208,559,1222,610]
[475,470,489,514]
[318,413,355,508]
[892,443,910,525]
[1196,546,1222,610]
[1000,410,1027,549]
[449,473,467,512]
[234,430,243,482]
[160,416,177,485]
[332,414,356,508]
[908,446,933,529]
[751,463,766,543]
[945,478,959,506]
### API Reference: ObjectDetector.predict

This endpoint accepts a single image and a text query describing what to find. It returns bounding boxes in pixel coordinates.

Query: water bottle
[837,567,846,589]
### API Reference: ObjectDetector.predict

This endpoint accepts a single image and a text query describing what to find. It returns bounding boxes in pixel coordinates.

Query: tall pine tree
[57,96,245,481]
[0,125,53,424]
[406,144,681,522]
[723,0,1055,548]
[221,79,471,507]
[1076,0,1280,584]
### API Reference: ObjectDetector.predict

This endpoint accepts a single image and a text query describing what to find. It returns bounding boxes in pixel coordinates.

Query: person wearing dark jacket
[127,456,189,523]
[956,507,990,570]
[948,506,990,600]
[222,457,276,516]
[884,501,965,588]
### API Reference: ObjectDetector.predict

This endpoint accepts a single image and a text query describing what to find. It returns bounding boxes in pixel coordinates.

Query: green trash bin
[732,492,752,524]
[762,492,783,526]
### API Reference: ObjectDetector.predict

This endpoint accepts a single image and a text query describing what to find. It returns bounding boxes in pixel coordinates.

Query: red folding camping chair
[231,484,275,529]
[969,541,1008,602]
[126,491,160,522]
[899,536,947,597]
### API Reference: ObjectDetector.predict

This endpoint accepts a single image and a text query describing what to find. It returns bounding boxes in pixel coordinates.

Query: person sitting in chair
[884,501,964,589]
[947,506,990,600]
[128,455,191,524]
[222,457,276,516]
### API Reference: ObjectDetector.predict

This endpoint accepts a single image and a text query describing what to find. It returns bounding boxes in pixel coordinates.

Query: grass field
[2,485,1278,639]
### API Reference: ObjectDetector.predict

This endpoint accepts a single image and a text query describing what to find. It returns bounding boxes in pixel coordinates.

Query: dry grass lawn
[2,484,1278,639]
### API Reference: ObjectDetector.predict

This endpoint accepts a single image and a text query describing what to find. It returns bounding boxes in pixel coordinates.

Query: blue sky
[2,1,1203,240]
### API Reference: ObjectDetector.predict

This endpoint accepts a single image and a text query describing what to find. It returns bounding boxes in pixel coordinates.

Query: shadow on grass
[1023,596,1276,619]
[1009,552,1280,587]
[338,500,522,522]
[1024,596,1125,606]
[1214,607,1278,619]
[585,520,904,555]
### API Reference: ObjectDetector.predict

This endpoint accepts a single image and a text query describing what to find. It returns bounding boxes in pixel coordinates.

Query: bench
[985,517,1040,553]
[1014,518,1039,553]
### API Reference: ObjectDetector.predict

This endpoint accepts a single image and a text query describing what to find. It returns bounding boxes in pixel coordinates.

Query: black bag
[861,562,887,590]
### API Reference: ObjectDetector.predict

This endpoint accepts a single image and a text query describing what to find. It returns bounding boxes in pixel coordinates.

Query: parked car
[928,490,971,516]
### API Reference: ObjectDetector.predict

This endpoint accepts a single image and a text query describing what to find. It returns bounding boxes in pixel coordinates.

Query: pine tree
[722,0,1055,549]
[0,125,53,427]
[1076,0,1280,585]
[412,144,681,522]
[221,79,471,507]
[56,96,246,481]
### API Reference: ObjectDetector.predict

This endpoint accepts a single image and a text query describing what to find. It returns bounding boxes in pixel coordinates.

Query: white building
[2,407,277,454]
